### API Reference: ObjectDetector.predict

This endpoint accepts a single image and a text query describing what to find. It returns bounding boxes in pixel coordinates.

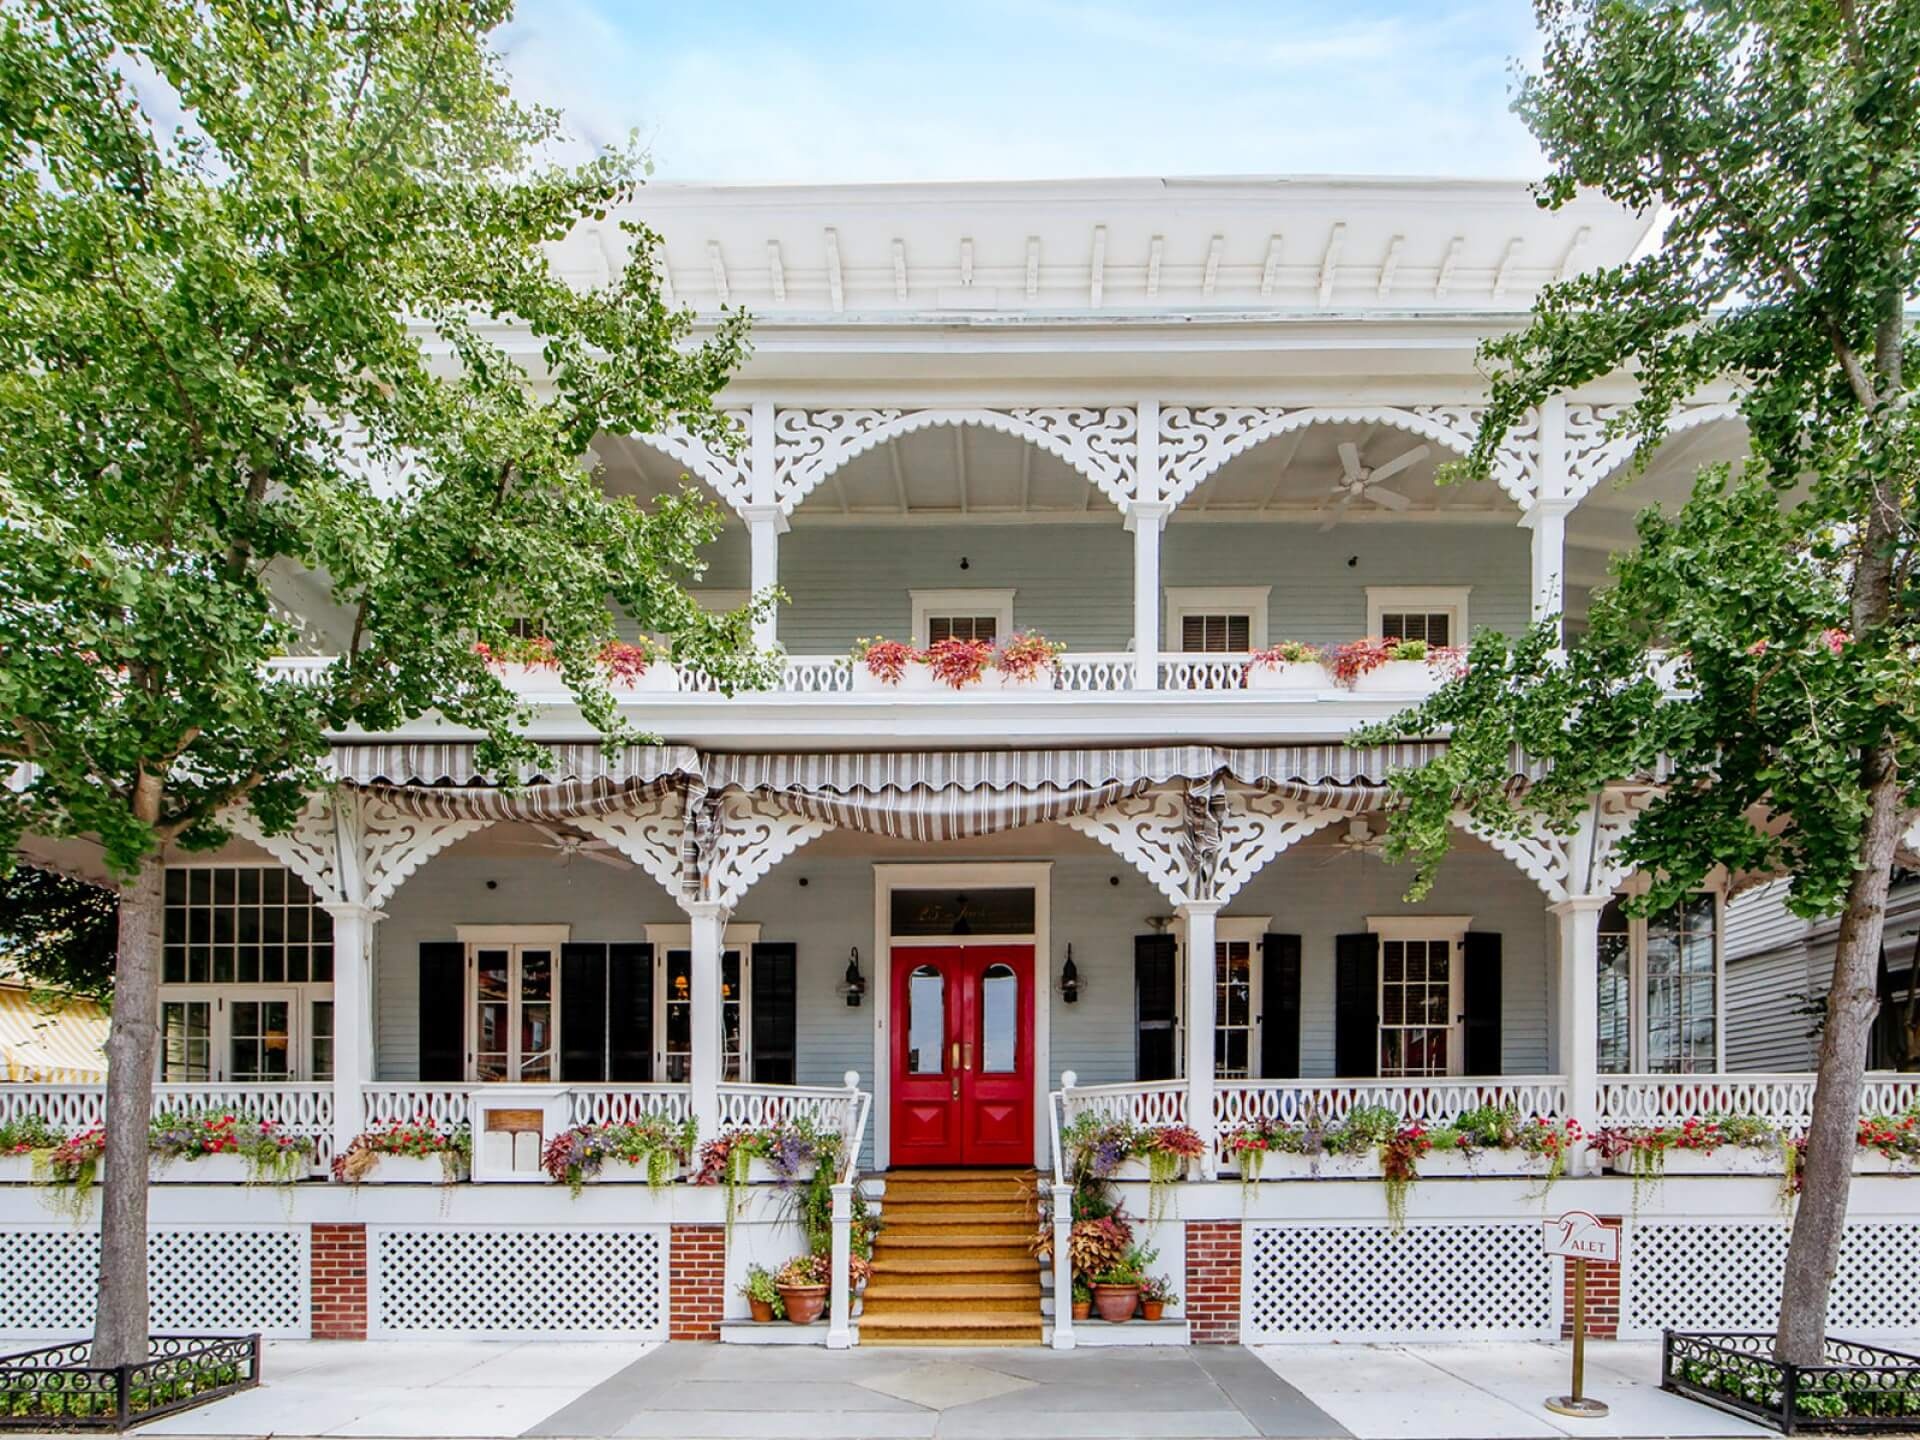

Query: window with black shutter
[417,941,466,1082]
[750,942,797,1085]
[1261,934,1302,1079]
[1334,933,1379,1078]
[1135,934,1178,1081]
[1461,932,1503,1076]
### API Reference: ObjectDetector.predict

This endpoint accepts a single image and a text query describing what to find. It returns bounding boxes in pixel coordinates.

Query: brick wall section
[670,1225,726,1341]
[310,1223,368,1341]
[1560,1216,1623,1340]
[1186,1220,1242,1344]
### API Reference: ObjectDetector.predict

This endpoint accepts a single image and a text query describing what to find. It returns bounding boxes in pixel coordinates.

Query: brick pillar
[1185,1219,1242,1345]
[1561,1216,1622,1340]
[311,1223,368,1341]
[670,1224,726,1341]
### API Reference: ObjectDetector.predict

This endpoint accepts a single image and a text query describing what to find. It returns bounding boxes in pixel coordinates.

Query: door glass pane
[310,1000,334,1081]
[1647,895,1716,1073]
[665,951,691,1083]
[721,951,743,1083]
[981,963,1017,1073]
[1214,941,1254,1080]
[229,999,291,1082]
[160,1002,211,1082]
[907,964,945,1075]
[519,1002,552,1082]
[1380,938,1453,1078]
[1597,898,1632,1073]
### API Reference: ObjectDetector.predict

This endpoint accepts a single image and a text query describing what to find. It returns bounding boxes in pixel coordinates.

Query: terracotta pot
[1141,1299,1165,1322]
[1071,1299,1091,1321]
[1091,1283,1140,1323]
[748,1297,774,1323]
[779,1283,827,1325]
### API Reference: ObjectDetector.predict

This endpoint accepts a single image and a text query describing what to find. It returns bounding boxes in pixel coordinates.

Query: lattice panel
[1246,1222,1554,1342]
[1627,1221,1920,1338]
[371,1227,666,1339]
[0,1227,308,1337]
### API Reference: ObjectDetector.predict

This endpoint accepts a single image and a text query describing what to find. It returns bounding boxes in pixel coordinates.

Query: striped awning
[0,986,109,1083]
[329,743,700,821]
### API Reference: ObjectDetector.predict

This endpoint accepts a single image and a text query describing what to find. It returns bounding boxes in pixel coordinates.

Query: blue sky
[498,1,1547,184]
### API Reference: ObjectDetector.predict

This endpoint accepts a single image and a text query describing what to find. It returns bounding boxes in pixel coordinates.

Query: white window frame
[910,588,1016,647]
[1366,586,1471,645]
[1170,915,1272,1079]
[1367,915,1472,1079]
[155,986,330,1083]
[1595,887,1725,1073]
[1166,587,1271,653]
[457,924,569,1084]
[645,922,762,1084]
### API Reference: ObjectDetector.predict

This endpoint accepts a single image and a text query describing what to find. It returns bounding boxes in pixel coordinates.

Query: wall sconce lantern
[838,947,867,1008]
[1058,945,1082,1005]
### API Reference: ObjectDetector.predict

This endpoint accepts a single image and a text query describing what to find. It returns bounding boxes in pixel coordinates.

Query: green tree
[0,867,117,1001]
[0,0,769,1364]
[1362,0,1919,1363]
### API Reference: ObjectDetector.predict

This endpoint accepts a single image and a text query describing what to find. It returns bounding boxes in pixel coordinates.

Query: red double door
[889,945,1034,1168]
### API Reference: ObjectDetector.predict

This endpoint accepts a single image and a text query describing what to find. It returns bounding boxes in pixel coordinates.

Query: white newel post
[1126,501,1169,692]
[742,504,786,652]
[322,901,379,1159]
[685,901,729,1148]
[827,1180,854,1349]
[1552,895,1607,1161]
[1050,1180,1076,1349]
[1180,900,1223,1178]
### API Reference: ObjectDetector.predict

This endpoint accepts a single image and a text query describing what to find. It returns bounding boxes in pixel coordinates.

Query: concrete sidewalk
[46,1336,1802,1439]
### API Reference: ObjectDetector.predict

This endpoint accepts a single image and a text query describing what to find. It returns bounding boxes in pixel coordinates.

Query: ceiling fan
[1319,441,1430,531]
[1316,816,1389,867]
[497,822,627,870]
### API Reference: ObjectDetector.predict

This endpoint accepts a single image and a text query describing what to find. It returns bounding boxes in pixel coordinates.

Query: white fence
[0,1082,335,1169]
[1596,1072,1920,1130]
[1215,1077,1571,1133]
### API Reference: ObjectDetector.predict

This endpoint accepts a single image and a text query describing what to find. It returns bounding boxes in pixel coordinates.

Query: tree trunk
[1774,755,1901,1365]
[92,854,161,1366]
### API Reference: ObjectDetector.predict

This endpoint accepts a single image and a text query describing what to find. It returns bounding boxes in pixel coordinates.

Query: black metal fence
[1664,1330,1920,1434]
[0,1334,260,1431]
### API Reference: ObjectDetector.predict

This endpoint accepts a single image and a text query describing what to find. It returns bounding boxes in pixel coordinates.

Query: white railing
[567,1084,693,1127]
[1158,652,1252,691]
[261,655,337,687]
[1214,1077,1571,1132]
[716,1075,865,1136]
[1596,1072,1920,1131]
[1057,1076,1189,1134]
[360,1082,475,1132]
[826,1075,872,1351]
[678,655,854,694]
[1053,653,1135,692]
[0,1082,336,1169]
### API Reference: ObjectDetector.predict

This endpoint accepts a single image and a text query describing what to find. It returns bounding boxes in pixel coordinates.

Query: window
[1214,938,1255,1078]
[470,943,555,1082]
[646,923,762,1084]
[1167,587,1270,654]
[157,866,334,1082]
[907,964,945,1075]
[1368,916,1469,1078]
[911,589,1015,647]
[981,964,1018,1073]
[1588,891,1722,1073]
[1366,587,1470,647]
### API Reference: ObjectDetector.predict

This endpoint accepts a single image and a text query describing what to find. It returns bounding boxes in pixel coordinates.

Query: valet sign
[1544,1210,1619,1264]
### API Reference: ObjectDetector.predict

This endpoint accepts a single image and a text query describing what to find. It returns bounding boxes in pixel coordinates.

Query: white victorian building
[5,176,1916,1352]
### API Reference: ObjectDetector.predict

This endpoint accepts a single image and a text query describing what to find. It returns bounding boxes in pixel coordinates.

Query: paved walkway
[98,1337,1796,1439]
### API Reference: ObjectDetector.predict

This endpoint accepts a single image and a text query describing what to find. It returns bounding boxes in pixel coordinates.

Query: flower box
[149,1153,254,1184]
[1609,1145,1784,1177]
[1853,1152,1918,1176]
[1247,662,1326,692]
[1663,1329,1920,1434]
[851,664,935,694]
[1232,1150,1379,1180]
[1107,1155,1193,1183]
[609,665,680,694]
[0,1155,41,1184]
[582,1156,683,1185]
[1349,660,1438,695]
[745,1158,817,1186]
[1419,1148,1555,1179]
[991,665,1058,692]
[356,1153,464,1184]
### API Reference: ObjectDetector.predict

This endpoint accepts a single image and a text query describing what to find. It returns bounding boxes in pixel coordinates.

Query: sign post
[1543,1211,1616,1419]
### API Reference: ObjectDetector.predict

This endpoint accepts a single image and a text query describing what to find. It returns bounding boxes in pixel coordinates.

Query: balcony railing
[1596,1072,1920,1131]
[1214,1076,1572,1132]
[0,1082,336,1170]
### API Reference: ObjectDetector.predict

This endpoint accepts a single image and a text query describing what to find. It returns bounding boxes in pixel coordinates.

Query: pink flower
[1820,628,1850,655]
[1748,639,1769,657]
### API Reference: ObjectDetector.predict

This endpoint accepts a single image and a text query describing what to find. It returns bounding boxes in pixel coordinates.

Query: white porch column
[741,505,787,651]
[1551,895,1608,1153]
[1180,899,1223,1178]
[1049,1181,1076,1349]
[321,902,379,1161]
[684,900,730,1146]
[827,1180,855,1349]
[1125,501,1170,691]
[1523,397,1573,633]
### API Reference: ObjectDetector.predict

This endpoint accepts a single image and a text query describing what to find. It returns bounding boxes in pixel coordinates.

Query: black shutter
[560,943,608,1082]
[1334,933,1379,1078]
[1462,932,1503,1076]
[751,942,797,1085]
[1261,934,1302,1079]
[1135,934,1178,1081]
[418,941,466,1082]
[608,943,654,1082]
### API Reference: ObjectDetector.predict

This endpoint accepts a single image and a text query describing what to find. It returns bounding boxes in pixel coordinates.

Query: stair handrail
[1048,1071,1077,1350]
[827,1070,869,1350]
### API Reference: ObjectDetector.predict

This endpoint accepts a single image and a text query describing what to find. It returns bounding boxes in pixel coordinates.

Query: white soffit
[549,175,1652,322]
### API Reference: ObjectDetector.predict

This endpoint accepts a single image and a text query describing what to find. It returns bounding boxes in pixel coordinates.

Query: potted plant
[1103,1123,1205,1223]
[541,1117,695,1195]
[1419,1105,1582,1189]
[474,634,679,693]
[925,636,995,690]
[1330,636,1463,695]
[994,630,1065,690]
[149,1110,316,1186]
[1090,1244,1155,1323]
[1070,1276,1092,1322]
[1245,640,1326,691]
[739,1264,784,1323]
[599,637,680,693]
[0,1115,62,1183]
[332,1120,472,1184]
[1140,1274,1179,1322]
[1855,1105,1920,1173]
[851,637,932,692]
[774,1252,829,1325]
[38,1125,103,1219]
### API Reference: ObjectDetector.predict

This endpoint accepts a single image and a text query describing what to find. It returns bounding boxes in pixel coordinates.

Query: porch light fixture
[1058,945,1081,1005]
[838,947,867,1008]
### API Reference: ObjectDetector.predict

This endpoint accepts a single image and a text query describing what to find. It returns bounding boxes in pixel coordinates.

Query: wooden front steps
[863,1167,1042,1346]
